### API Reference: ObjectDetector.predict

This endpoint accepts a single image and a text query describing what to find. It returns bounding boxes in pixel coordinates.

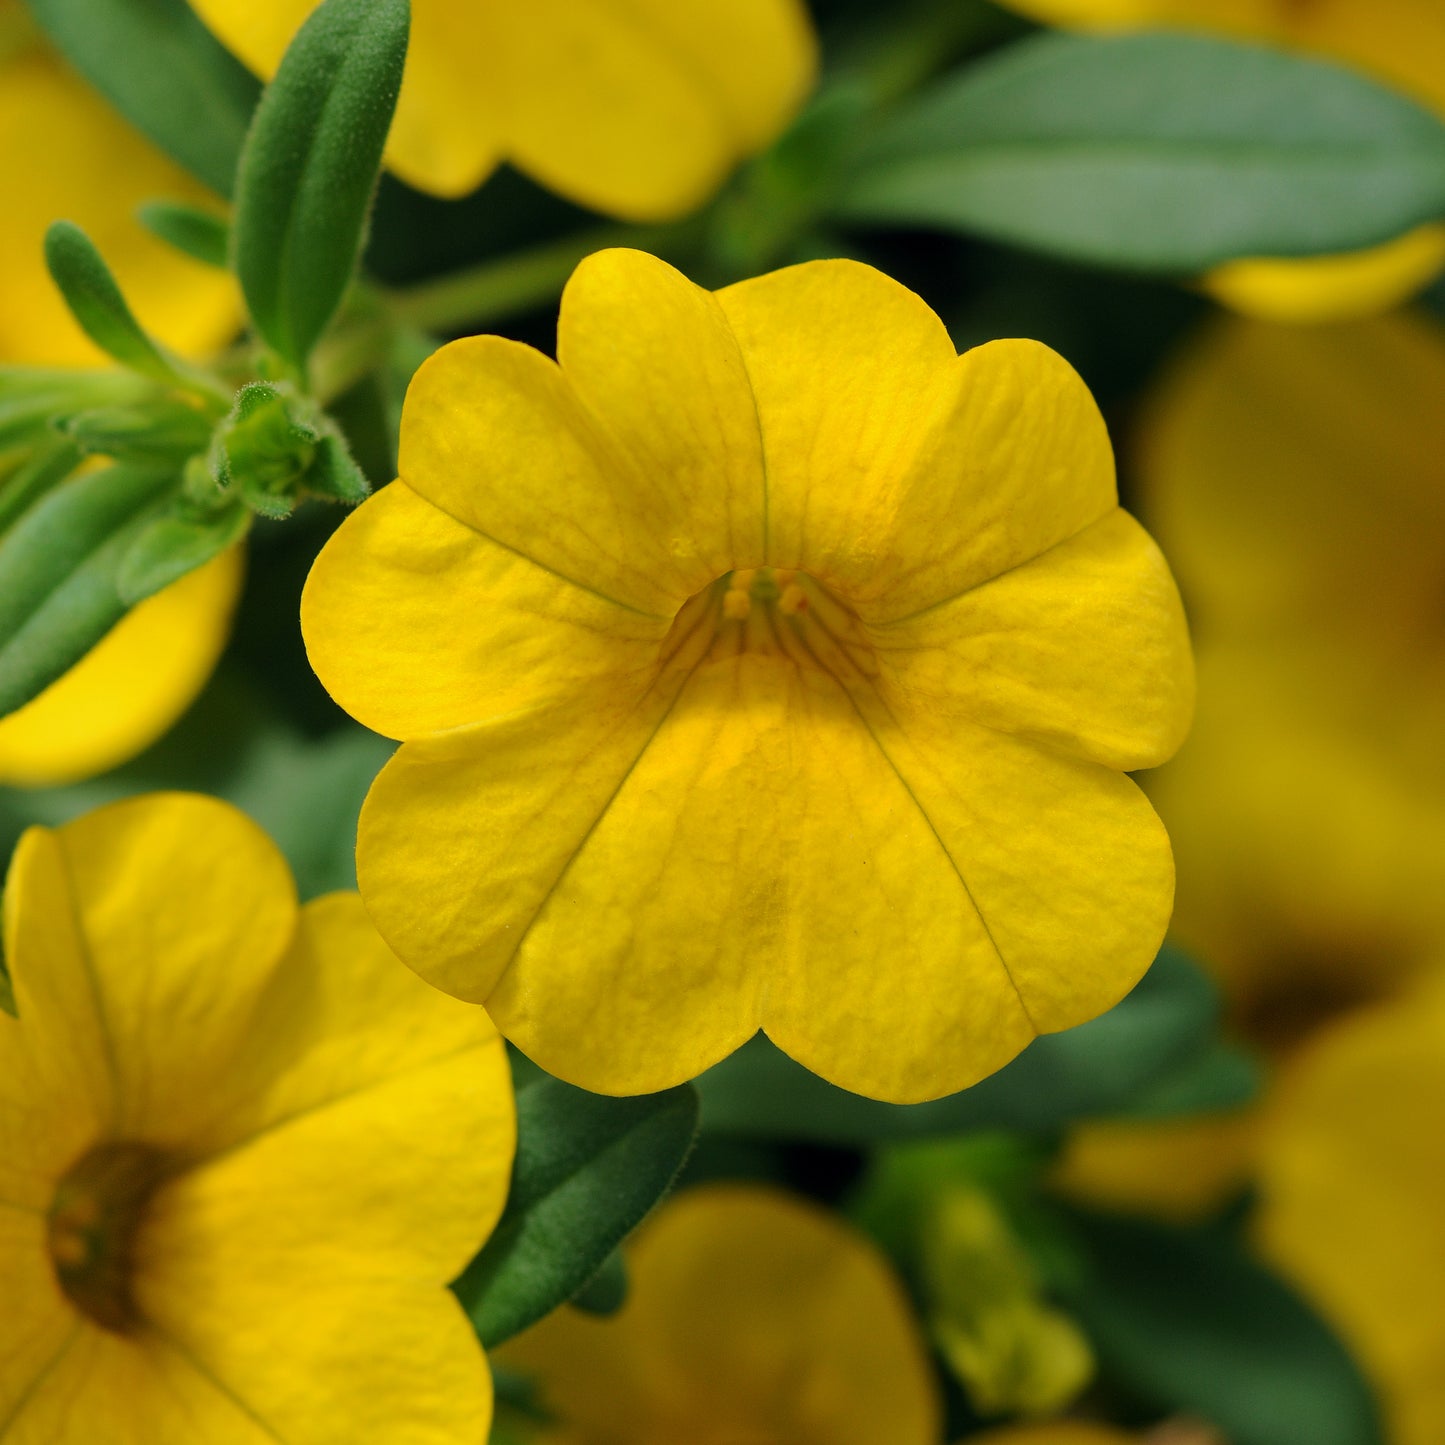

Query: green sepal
[25,0,259,198]
[44,223,193,388]
[116,500,251,608]
[138,201,231,269]
[0,463,177,716]
[454,1065,699,1349]
[307,430,370,506]
[838,30,1445,273]
[63,403,214,467]
[233,0,410,374]
[209,382,318,518]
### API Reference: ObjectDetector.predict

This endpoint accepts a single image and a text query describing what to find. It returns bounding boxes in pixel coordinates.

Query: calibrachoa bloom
[188,0,817,215]
[1257,979,1445,1445]
[0,548,242,788]
[0,0,238,366]
[303,249,1193,1103]
[0,793,515,1443]
[997,0,1445,322]
[500,1184,940,1444]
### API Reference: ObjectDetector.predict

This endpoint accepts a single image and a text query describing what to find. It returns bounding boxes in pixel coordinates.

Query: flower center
[47,1142,169,1333]
[665,567,878,685]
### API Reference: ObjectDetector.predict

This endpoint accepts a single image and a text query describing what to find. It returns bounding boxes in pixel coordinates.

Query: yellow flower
[302,249,1193,1103]
[0,547,243,788]
[1256,979,1445,1445]
[187,0,817,216]
[500,1183,940,1444]
[1139,314,1445,1019]
[0,0,239,366]
[0,792,515,1443]
[1053,310,1445,1224]
[995,0,1445,321]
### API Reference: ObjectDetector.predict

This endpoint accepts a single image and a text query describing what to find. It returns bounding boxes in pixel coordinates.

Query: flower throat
[48,1142,169,1333]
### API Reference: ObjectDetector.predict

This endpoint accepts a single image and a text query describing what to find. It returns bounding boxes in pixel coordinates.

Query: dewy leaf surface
[838,31,1445,272]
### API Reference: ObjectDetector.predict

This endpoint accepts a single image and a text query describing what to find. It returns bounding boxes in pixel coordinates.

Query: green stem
[382,220,705,334]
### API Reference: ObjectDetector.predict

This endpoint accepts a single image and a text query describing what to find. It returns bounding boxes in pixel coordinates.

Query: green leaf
[569,1249,628,1317]
[63,403,214,466]
[233,0,410,373]
[698,947,1226,1143]
[44,223,189,386]
[138,201,231,269]
[1062,1211,1383,1445]
[837,31,1445,272]
[454,1069,699,1348]
[1124,1041,1263,1121]
[0,442,83,537]
[25,0,259,197]
[0,464,175,715]
[116,502,251,607]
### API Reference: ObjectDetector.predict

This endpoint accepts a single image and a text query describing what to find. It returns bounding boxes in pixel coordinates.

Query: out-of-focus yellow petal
[1051,1111,1259,1224]
[132,892,510,1445]
[0,547,243,788]
[3,794,297,1146]
[1203,226,1445,324]
[1257,983,1445,1445]
[503,1184,940,1445]
[1139,311,1445,645]
[716,263,1120,618]
[871,509,1193,771]
[188,0,816,212]
[0,22,238,366]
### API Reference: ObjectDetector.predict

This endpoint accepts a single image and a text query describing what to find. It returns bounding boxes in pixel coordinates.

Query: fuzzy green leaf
[0,464,176,715]
[116,501,251,607]
[138,201,231,269]
[233,0,409,372]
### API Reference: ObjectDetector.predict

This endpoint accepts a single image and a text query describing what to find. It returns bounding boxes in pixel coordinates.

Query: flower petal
[492,0,816,219]
[133,900,508,1443]
[302,480,669,740]
[716,263,1117,616]
[0,1324,286,1444]
[503,1185,939,1445]
[4,795,297,1145]
[0,1206,76,1425]
[0,46,238,366]
[0,548,243,788]
[870,509,1193,771]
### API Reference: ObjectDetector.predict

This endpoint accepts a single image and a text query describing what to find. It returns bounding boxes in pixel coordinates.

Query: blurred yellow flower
[0,792,515,1443]
[1140,314,1445,1016]
[1055,310,1445,1223]
[997,0,1445,321]
[1257,980,1445,1445]
[0,1,238,366]
[0,548,243,788]
[187,0,817,216]
[303,248,1192,1102]
[500,1184,940,1445]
